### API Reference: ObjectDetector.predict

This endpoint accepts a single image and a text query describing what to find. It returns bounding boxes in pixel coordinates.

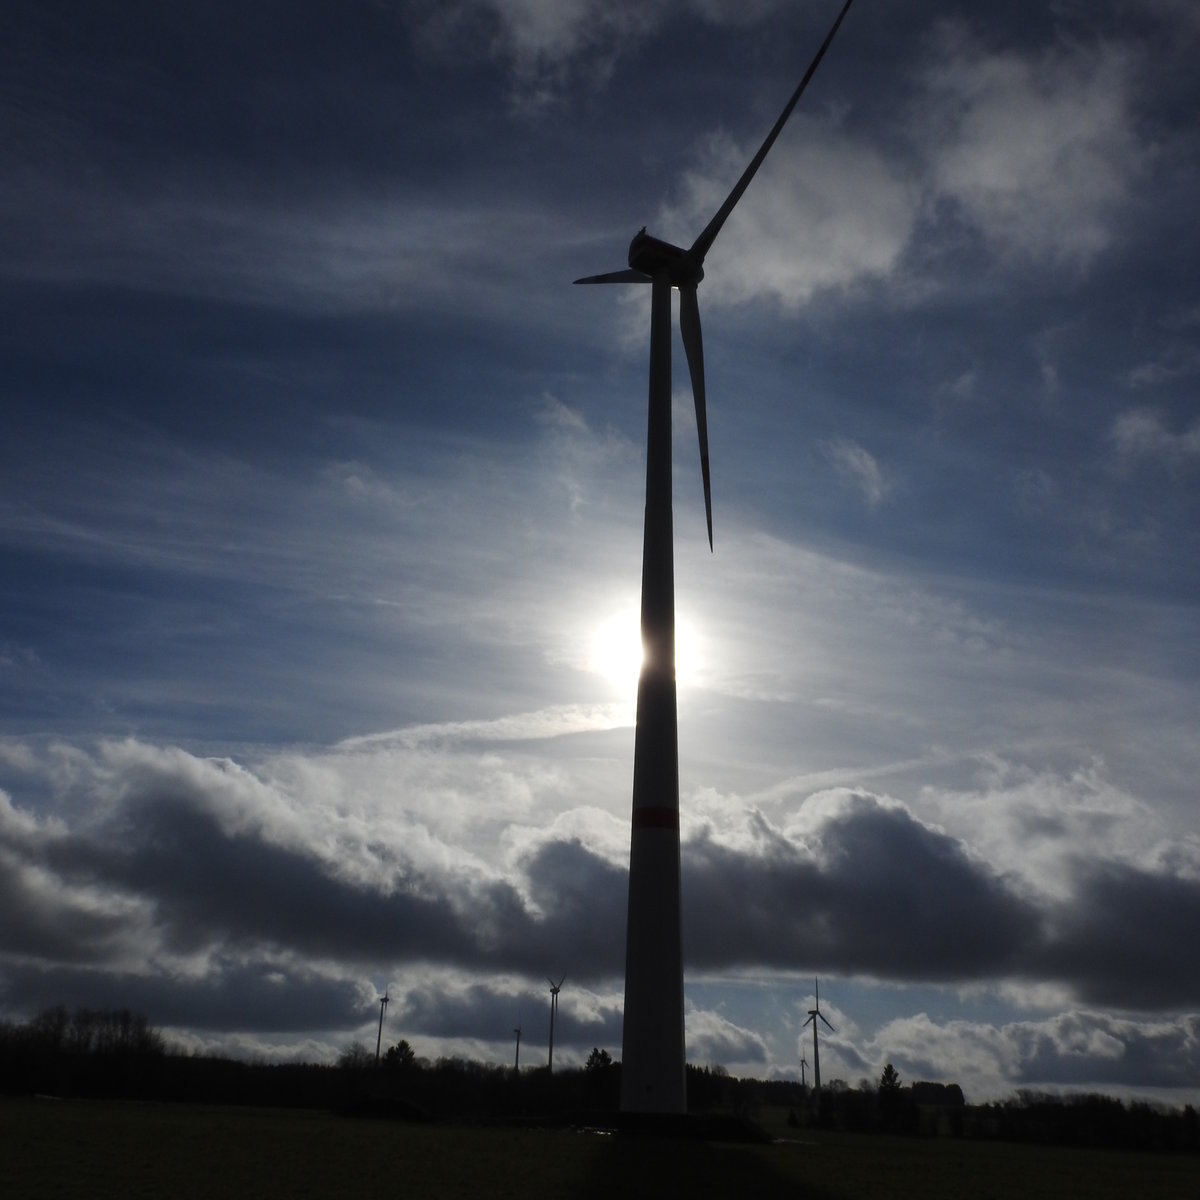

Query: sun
[587,606,642,694]
[588,604,704,694]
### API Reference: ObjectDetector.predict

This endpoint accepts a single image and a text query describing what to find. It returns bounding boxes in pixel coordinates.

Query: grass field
[4,1099,1196,1199]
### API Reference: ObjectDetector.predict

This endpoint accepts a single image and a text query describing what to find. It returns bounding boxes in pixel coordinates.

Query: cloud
[663,122,918,308]
[1,739,631,982]
[1040,861,1200,1008]
[821,437,890,505]
[404,0,654,103]
[917,26,1143,270]
[916,761,1164,901]
[682,791,1040,980]
[339,703,631,752]
[639,15,1148,310]
[869,1009,1200,1099]
[5,734,1200,1100]
[1111,408,1200,469]
[0,178,579,321]
[403,0,797,106]
[398,974,621,1050]
[685,1005,768,1069]
[0,957,371,1036]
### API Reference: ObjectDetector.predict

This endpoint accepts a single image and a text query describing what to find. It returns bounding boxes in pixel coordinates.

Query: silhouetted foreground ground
[5,1099,1197,1200]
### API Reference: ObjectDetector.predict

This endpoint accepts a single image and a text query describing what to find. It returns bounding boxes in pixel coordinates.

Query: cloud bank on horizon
[2,0,1199,1102]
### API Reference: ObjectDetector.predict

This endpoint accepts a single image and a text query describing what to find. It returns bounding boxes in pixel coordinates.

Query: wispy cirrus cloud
[0,177,581,321]
[821,436,890,505]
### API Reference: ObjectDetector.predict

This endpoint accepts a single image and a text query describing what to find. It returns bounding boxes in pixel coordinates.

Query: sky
[2,0,1199,1105]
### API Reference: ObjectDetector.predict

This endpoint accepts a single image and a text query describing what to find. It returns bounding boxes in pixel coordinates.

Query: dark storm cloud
[6,759,1200,1030]
[0,798,130,963]
[1,757,628,984]
[44,795,484,965]
[1014,1011,1200,1090]
[1039,862,1200,1009]
[682,795,1041,979]
[0,957,365,1033]
[0,852,128,965]
[868,1008,1200,1098]
[72,804,629,978]
[520,837,627,971]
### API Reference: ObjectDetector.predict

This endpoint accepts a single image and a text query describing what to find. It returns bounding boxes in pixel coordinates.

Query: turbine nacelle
[628,229,704,286]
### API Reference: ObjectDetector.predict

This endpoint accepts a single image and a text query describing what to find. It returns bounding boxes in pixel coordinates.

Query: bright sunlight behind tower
[588,605,704,695]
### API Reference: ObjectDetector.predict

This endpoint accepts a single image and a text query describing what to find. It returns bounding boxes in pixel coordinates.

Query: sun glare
[588,605,704,694]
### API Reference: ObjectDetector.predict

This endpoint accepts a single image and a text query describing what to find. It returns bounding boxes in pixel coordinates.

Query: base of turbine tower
[611,1111,773,1143]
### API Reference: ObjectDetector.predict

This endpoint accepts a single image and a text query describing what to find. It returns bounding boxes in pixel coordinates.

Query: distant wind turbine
[800,1049,809,1089]
[802,979,835,1093]
[513,1023,522,1072]
[575,0,855,1115]
[374,992,389,1066]
[547,975,564,1073]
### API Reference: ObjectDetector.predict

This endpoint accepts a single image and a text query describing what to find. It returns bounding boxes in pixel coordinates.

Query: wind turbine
[374,992,390,1066]
[802,978,835,1093]
[800,1049,809,1089]
[546,975,564,1073]
[514,1023,522,1072]
[574,0,855,1115]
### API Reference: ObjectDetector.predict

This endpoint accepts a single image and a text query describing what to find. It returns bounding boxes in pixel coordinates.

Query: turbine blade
[820,1013,836,1032]
[678,284,713,551]
[574,269,652,284]
[688,0,854,264]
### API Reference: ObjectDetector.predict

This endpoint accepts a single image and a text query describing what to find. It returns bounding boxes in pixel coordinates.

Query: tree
[878,1062,910,1133]
[337,1041,373,1070]
[382,1039,416,1072]
[584,1047,612,1071]
[584,1047,618,1111]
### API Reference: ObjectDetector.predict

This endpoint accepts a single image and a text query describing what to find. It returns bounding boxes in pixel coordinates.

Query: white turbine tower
[802,979,835,1093]
[575,0,855,1115]
[547,975,564,1073]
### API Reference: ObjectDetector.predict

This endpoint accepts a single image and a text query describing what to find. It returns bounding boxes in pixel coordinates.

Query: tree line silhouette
[2,1007,1196,1153]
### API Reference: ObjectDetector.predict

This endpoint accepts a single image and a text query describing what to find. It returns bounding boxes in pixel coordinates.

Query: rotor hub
[628,229,704,285]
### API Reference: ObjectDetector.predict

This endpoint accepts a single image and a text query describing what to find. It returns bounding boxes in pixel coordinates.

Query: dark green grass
[3,1099,1195,1199]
